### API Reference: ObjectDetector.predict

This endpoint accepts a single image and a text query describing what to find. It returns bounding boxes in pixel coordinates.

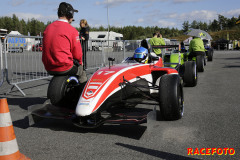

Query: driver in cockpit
[133,47,149,64]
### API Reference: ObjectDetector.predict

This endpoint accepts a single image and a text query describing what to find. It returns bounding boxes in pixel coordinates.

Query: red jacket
[42,20,82,72]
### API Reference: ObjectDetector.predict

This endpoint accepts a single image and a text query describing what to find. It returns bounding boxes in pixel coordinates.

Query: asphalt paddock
[0,50,240,160]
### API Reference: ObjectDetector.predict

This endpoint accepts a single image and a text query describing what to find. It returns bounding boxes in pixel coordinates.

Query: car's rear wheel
[208,50,213,61]
[183,61,197,87]
[159,74,184,120]
[204,52,207,66]
[196,55,204,72]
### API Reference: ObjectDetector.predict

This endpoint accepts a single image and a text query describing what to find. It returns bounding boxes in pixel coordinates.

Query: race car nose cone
[75,101,94,116]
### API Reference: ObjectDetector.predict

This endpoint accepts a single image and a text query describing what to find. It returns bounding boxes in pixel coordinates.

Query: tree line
[182,14,240,32]
[0,14,50,36]
[87,26,182,40]
[0,14,239,40]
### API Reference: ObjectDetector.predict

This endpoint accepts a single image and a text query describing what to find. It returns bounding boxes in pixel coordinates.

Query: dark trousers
[81,40,88,70]
[188,51,205,60]
[47,64,79,76]
[47,64,87,83]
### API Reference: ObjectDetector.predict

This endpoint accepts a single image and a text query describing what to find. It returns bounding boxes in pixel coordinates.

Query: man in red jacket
[42,2,87,83]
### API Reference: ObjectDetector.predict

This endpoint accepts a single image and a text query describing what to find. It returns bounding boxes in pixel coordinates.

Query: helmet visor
[134,53,145,59]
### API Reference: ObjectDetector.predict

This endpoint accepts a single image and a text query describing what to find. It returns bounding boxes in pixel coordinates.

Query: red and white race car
[29,51,184,128]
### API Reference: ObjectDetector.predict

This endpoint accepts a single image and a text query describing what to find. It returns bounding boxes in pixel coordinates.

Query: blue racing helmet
[133,47,148,63]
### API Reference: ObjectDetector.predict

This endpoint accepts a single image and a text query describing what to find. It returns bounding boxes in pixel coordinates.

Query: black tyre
[159,74,184,120]
[47,76,83,109]
[196,55,204,72]
[183,61,197,87]
[207,50,213,61]
[204,52,207,66]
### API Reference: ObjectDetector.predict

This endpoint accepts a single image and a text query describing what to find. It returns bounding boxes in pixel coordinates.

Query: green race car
[163,48,197,87]
[151,45,198,87]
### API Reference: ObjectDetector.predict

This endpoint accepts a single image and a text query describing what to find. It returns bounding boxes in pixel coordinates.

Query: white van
[88,31,123,51]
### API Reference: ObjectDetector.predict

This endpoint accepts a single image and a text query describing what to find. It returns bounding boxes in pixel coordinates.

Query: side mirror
[108,57,115,69]
[151,56,159,61]
[108,57,115,62]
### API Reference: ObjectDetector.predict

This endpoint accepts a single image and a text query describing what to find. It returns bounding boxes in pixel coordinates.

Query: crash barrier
[0,34,139,96]
[2,35,50,96]
[0,98,30,160]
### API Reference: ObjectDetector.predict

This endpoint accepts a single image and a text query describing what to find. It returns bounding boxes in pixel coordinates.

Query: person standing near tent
[149,32,166,56]
[79,19,89,70]
[188,36,205,59]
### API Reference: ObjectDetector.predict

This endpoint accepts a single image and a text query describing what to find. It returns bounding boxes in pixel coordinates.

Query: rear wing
[151,45,179,49]
[151,45,182,66]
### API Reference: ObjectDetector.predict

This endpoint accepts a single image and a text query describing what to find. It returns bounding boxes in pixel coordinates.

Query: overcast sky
[0,0,239,29]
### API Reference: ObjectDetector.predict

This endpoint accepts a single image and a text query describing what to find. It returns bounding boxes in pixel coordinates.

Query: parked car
[32,43,43,51]
[8,47,24,53]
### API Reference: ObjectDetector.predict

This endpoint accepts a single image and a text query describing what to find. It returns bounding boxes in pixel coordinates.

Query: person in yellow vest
[149,32,165,56]
[188,36,205,60]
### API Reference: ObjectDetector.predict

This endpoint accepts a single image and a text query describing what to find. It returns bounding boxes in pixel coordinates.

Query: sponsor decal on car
[67,76,79,83]
[79,103,90,106]
[87,90,94,96]
[92,79,103,82]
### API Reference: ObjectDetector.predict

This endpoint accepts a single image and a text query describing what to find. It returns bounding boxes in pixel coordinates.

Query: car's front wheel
[159,74,184,120]
[47,76,84,109]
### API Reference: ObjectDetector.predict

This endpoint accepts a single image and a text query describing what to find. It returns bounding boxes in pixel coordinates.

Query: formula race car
[152,45,197,87]
[179,44,207,72]
[202,39,214,61]
[29,47,184,128]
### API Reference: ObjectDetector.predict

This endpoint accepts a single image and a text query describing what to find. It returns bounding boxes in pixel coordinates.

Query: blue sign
[8,37,27,47]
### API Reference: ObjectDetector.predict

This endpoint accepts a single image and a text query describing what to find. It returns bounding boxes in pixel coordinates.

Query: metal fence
[0,35,139,96]
[0,40,4,87]
[1,35,49,96]
[83,40,139,69]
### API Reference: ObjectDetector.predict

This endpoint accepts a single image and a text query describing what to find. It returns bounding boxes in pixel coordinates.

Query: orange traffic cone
[0,98,30,160]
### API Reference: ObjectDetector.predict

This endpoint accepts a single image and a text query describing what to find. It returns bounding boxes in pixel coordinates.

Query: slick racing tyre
[183,61,197,87]
[204,52,207,66]
[207,50,213,61]
[196,55,204,72]
[159,74,184,120]
[47,76,83,109]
